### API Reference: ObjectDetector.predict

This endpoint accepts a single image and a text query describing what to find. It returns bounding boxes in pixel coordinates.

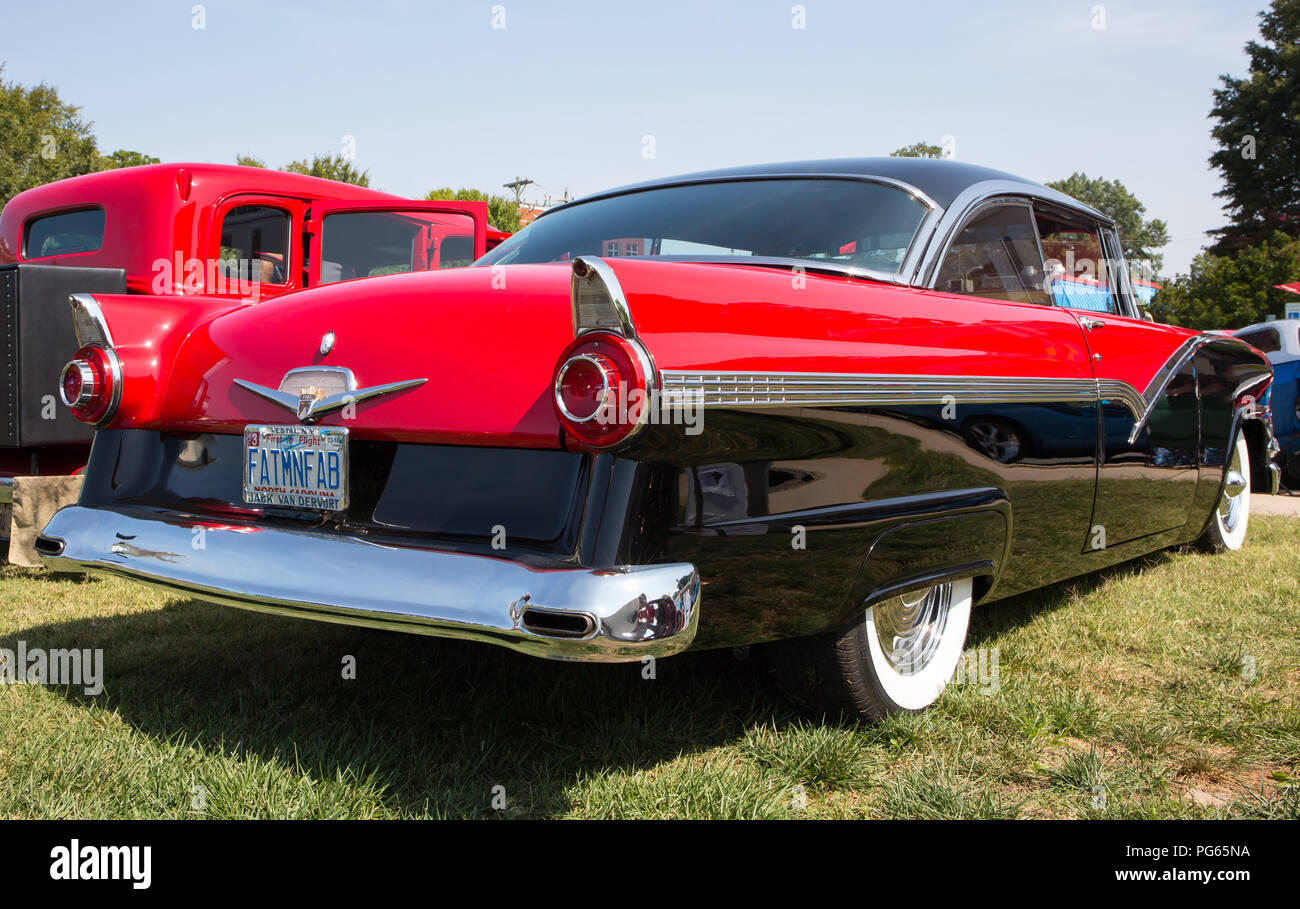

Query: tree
[0,64,156,206]
[98,149,160,169]
[1148,231,1300,329]
[282,153,369,187]
[1046,173,1170,275]
[234,154,266,168]
[426,186,520,232]
[1207,0,1300,254]
[890,141,944,159]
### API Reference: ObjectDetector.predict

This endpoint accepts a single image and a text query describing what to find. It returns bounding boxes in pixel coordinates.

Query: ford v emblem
[234,367,426,424]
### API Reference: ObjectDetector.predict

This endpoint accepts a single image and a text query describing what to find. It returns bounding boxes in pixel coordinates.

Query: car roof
[11,162,403,204]
[1234,320,1300,361]
[554,157,1107,220]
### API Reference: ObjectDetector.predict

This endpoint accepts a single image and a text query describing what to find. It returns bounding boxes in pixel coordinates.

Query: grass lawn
[1,517,1297,820]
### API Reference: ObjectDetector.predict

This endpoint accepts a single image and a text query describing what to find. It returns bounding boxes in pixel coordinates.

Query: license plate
[242,424,349,511]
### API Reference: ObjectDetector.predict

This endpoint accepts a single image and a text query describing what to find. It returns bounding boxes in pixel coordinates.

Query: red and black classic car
[37,159,1279,720]
[0,163,501,561]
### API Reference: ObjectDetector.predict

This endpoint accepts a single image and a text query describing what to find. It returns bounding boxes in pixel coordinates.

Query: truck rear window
[24,208,106,257]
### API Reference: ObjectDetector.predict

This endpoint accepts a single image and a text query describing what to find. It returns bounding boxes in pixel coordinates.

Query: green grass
[2,517,1298,819]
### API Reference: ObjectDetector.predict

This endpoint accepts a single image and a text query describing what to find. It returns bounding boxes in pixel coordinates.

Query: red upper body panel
[80,257,1200,449]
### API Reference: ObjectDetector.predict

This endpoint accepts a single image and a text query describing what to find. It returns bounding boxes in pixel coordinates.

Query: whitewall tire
[1198,433,1251,552]
[770,577,975,721]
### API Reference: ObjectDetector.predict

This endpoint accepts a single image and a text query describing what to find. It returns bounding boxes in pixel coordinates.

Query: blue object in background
[1049,277,1112,312]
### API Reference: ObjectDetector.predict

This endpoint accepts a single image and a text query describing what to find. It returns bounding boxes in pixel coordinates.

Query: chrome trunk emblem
[319,331,335,356]
[235,366,426,424]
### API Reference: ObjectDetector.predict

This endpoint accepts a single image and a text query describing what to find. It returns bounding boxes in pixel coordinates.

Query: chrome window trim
[918,180,1112,289]
[1100,226,1140,320]
[922,196,1052,302]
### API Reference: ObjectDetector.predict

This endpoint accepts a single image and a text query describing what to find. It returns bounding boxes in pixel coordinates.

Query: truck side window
[24,208,106,257]
[935,204,1050,305]
[220,205,290,285]
[319,210,476,284]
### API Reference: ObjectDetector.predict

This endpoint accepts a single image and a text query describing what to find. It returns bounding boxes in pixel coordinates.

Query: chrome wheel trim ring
[869,583,953,676]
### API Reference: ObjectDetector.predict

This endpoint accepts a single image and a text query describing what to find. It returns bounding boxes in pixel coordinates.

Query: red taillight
[59,345,120,424]
[553,331,652,448]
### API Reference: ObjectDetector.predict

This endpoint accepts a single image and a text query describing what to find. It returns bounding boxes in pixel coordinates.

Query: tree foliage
[1148,231,1300,329]
[1046,173,1170,274]
[1207,0,1300,254]
[425,186,520,232]
[890,142,944,159]
[233,152,370,187]
[0,64,157,206]
[282,153,369,187]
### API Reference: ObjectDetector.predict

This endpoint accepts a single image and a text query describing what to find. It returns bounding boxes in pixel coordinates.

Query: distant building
[517,205,546,227]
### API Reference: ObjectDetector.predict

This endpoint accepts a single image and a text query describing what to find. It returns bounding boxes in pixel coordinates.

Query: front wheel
[771,577,974,721]
[1197,433,1251,552]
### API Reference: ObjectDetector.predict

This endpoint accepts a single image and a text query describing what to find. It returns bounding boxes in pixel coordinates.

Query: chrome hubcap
[871,583,952,675]
[1218,446,1247,532]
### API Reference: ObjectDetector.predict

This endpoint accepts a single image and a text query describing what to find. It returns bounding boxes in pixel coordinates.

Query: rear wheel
[1197,433,1251,552]
[771,577,974,721]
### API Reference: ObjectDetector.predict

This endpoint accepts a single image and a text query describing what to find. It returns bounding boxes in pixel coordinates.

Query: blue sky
[2,0,1267,274]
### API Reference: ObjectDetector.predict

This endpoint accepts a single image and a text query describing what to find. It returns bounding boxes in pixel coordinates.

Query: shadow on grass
[7,548,1179,817]
[7,594,797,817]
[966,549,1178,647]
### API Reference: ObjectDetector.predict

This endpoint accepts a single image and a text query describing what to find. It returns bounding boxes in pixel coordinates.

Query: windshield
[476,178,930,276]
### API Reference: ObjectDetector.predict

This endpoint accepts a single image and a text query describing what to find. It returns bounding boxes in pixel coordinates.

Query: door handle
[1082,318,1106,331]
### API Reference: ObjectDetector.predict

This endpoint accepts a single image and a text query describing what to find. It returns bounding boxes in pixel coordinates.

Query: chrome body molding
[67,293,115,348]
[1096,379,1147,426]
[37,505,700,663]
[1126,333,1267,445]
[659,370,1146,419]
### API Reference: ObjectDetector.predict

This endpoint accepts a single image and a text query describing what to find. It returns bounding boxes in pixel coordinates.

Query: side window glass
[1035,210,1118,314]
[24,208,106,257]
[935,205,1050,305]
[220,205,290,286]
[319,210,477,284]
[1237,329,1281,353]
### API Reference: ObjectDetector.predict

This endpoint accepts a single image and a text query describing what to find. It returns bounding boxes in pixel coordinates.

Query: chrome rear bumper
[37,506,700,662]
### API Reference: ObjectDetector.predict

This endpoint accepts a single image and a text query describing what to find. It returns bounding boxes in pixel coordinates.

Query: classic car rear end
[38,159,1279,720]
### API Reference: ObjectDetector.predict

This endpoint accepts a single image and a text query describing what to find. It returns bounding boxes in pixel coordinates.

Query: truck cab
[0,163,505,562]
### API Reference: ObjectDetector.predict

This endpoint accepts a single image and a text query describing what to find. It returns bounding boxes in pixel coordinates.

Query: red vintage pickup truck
[0,163,504,562]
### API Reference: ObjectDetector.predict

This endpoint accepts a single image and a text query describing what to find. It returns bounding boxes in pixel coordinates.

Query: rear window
[319,210,478,284]
[478,178,931,277]
[24,208,106,257]
[1236,328,1281,353]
